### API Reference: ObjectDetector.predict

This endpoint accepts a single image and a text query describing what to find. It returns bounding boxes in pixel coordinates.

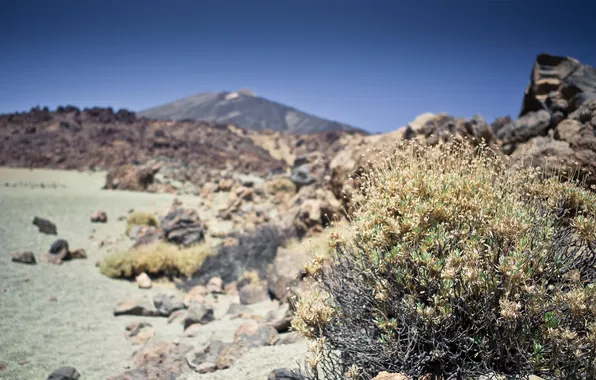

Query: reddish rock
[90,210,108,223]
[184,285,208,307]
[125,322,156,345]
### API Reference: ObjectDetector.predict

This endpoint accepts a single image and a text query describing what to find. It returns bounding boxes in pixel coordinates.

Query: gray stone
[264,303,293,333]
[184,303,215,329]
[239,283,269,305]
[234,321,279,347]
[33,217,57,235]
[153,293,185,317]
[268,368,305,380]
[47,366,81,380]
[114,297,160,317]
[290,165,316,187]
[12,251,36,265]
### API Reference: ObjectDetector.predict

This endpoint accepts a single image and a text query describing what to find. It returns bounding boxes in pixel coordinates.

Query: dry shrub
[100,242,212,278]
[126,211,159,234]
[293,139,596,380]
[185,224,293,286]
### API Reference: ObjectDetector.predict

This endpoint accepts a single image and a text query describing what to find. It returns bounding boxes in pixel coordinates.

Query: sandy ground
[0,168,306,380]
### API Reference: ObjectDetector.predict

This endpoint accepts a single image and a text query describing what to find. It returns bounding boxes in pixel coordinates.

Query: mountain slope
[138,89,367,134]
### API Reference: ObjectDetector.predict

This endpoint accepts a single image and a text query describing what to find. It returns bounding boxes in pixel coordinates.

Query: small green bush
[100,242,212,278]
[126,211,159,235]
[293,140,596,380]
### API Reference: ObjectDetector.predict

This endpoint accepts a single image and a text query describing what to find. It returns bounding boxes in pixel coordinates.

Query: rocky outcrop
[511,99,596,185]
[520,53,596,119]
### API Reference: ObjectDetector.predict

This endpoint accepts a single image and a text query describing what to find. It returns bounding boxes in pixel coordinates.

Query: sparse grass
[99,242,212,279]
[293,139,596,380]
[125,211,159,235]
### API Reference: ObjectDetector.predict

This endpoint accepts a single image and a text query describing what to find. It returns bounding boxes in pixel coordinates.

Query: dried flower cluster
[293,139,596,379]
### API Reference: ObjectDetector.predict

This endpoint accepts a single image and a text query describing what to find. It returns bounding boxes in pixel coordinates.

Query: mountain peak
[139,91,366,135]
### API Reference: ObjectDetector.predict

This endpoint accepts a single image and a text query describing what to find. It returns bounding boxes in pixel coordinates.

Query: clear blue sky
[1,0,594,133]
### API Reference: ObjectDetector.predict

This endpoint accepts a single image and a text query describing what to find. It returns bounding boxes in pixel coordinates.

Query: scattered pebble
[90,210,108,223]
[135,272,152,289]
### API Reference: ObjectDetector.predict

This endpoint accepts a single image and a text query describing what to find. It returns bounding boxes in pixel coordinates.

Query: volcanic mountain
[138,89,366,134]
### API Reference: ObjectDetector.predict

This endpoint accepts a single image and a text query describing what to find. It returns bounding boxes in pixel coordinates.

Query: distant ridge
[138,90,367,135]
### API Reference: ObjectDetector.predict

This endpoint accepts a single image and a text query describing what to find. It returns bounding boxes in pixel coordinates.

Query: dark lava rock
[33,217,57,235]
[49,239,69,255]
[290,165,316,187]
[521,53,596,118]
[496,110,553,153]
[161,208,206,247]
[46,366,81,380]
[11,251,36,264]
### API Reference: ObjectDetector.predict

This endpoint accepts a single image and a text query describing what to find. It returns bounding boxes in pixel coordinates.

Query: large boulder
[520,53,596,118]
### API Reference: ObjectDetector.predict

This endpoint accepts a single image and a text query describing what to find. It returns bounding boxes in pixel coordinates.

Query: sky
[1,0,595,133]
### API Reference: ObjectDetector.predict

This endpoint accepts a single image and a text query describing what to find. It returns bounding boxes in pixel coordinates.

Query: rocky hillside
[137,89,366,134]
[0,106,361,194]
[2,53,596,197]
